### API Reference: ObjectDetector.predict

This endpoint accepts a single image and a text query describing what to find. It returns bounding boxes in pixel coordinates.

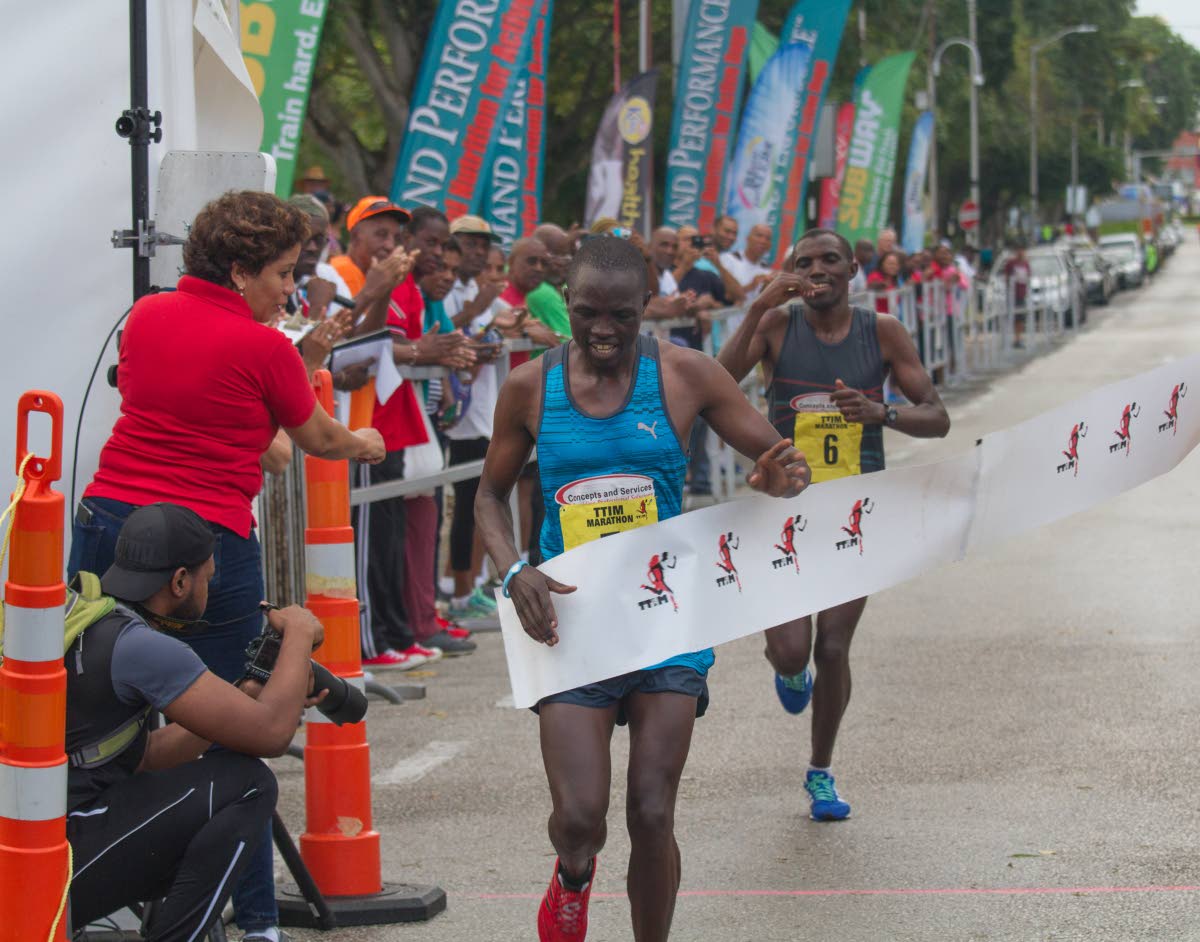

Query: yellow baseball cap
[449,214,502,243]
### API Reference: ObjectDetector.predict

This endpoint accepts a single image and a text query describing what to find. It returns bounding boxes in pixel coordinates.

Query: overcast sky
[1137,0,1200,48]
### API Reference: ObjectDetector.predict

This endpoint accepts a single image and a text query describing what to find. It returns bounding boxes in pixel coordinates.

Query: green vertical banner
[391,0,540,217]
[239,0,330,196]
[836,52,916,246]
[663,0,759,231]
[482,0,553,246]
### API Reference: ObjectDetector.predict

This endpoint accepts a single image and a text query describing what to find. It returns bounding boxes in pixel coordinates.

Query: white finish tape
[500,357,1200,707]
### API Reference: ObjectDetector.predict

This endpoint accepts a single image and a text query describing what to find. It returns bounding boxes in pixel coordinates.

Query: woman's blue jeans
[69,496,280,932]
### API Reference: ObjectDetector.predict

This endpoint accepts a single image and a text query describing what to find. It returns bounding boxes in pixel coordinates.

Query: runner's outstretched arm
[477,363,577,646]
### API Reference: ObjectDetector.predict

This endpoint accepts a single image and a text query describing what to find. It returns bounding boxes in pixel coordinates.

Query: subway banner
[482,0,553,247]
[498,358,1200,707]
[240,0,330,196]
[837,51,916,246]
[391,0,540,217]
[722,42,813,252]
[584,70,658,235]
[817,102,856,230]
[773,0,853,264]
[662,0,759,230]
[901,110,934,253]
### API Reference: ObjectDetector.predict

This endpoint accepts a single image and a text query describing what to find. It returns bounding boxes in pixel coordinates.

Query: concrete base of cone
[277,881,447,927]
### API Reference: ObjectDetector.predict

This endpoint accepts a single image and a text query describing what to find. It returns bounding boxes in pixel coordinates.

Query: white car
[1097,234,1145,289]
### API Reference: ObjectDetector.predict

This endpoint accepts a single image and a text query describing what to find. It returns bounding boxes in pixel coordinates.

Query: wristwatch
[884,406,899,428]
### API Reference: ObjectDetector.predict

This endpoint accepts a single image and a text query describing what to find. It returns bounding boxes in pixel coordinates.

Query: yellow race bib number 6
[792,396,863,483]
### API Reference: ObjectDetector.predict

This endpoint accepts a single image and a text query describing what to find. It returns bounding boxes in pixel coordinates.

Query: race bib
[791,393,863,483]
[556,474,658,551]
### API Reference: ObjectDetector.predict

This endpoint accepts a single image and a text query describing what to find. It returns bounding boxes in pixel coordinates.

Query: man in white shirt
[719,223,775,301]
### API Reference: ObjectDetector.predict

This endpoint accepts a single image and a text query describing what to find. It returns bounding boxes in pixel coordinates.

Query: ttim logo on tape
[836,498,873,555]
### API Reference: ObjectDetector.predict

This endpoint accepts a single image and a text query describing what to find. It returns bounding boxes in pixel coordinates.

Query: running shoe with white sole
[805,769,851,821]
[537,857,595,942]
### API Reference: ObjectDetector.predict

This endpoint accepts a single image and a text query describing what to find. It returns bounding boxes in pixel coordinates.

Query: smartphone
[691,235,708,249]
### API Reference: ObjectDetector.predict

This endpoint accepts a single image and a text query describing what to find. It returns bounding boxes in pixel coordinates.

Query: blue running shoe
[805,769,851,821]
[774,668,814,715]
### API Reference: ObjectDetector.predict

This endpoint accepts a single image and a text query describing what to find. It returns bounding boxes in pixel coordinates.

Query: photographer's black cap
[101,503,216,602]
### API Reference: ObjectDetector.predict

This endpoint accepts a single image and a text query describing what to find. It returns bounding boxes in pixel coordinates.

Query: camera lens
[310,662,368,725]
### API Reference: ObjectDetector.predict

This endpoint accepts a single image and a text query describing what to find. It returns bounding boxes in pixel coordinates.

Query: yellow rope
[46,842,73,942]
[0,453,36,640]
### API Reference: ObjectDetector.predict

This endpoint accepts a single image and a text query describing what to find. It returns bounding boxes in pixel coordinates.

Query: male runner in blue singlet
[476,236,810,942]
[718,228,950,822]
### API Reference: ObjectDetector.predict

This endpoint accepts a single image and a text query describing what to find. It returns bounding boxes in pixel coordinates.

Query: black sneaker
[421,630,477,656]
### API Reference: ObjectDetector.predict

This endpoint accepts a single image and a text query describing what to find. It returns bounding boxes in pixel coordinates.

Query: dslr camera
[242,609,368,726]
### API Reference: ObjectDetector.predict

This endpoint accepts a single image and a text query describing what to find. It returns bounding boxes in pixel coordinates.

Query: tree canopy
[296,0,1200,239]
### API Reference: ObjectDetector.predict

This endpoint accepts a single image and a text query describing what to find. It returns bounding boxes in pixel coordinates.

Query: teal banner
[663,0,759,231]
[391,0,540,218]
[482,0,553,246]
[774,0,852,263]
[836,52,916,246]
[239,0,330,196]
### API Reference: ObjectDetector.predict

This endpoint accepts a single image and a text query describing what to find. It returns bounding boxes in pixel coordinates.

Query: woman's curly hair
[183,190,311,286]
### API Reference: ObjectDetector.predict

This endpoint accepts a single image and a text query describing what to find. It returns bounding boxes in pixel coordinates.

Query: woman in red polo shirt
[67,190,383,940]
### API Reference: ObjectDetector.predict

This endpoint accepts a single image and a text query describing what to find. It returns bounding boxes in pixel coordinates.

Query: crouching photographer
[65,503,330,942]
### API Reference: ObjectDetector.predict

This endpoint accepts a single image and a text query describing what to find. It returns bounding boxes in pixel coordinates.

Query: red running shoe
[537,857,595,941]
[435,614,472,640]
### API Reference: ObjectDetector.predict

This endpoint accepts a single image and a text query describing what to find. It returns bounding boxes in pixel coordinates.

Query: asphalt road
[276,237,1200,942]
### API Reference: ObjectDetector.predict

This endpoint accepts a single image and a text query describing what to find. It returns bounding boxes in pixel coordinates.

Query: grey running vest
[768,305,886,482]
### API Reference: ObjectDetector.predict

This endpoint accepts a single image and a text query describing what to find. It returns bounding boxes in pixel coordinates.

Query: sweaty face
[566,266,646,368]
[409,218,450,277]
[240,244,300,322]
[790,235,855,311]
[714,217,738,252]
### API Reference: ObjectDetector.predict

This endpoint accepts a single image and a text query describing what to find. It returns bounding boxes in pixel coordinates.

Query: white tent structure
[0,0,265,541]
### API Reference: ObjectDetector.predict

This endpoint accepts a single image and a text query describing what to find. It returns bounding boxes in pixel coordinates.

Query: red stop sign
[958,200,980,230]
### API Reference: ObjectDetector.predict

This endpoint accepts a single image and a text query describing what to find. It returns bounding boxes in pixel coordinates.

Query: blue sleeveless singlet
[537,335,714,676]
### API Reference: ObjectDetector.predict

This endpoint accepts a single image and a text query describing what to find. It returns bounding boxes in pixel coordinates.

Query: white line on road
[374,740,467,786]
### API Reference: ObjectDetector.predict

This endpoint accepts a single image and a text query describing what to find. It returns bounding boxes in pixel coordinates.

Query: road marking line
[495,694,514,708]
[374,740,467,786]
[474,884,1200,901]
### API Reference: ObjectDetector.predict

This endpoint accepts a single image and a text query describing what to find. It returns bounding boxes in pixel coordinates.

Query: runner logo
[772,515,807,572]
[1056,421,1087,476]
[714,532,741,591]
[836,499,873,555]
[1159,382,1186,435]
[1109,402,1140,456]
[637,551,678,611]
[637,420,659,439]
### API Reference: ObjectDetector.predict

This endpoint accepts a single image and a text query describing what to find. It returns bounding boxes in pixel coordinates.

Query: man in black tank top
[719,228,950,822]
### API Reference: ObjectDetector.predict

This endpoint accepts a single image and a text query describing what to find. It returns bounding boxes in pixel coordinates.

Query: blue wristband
[502,560,530,598]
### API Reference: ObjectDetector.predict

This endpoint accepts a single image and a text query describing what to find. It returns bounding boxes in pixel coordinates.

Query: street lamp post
[1029,24,1098,236]
[928,38,984,245]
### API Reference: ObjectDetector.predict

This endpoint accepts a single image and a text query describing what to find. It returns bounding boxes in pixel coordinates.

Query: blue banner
[482,0,553,246]
[391,0,540,218]
[773,0,853,264]
[663,0,759,231]
[901,111,934,254]
[723,42,813,252]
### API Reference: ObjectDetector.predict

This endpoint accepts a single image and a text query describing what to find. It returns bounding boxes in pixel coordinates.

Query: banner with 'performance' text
[391,0,540,218]
[499,359,1199,707]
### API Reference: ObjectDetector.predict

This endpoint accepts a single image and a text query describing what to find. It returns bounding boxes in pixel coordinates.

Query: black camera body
[243,622,368,726]
[691,235,710,249]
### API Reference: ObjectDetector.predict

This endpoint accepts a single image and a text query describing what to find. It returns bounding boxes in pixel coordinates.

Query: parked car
[1098,234,1145,289]
[1071,248,1116,304]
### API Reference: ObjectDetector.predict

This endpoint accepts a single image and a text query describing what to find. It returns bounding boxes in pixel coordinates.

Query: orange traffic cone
[277,370,444,927]
[0,391,69,941]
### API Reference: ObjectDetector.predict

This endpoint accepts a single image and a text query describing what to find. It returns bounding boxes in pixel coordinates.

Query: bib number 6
[823,433,839,466]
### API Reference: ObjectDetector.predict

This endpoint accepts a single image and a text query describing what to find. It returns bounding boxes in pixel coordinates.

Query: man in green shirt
[525,223,574,342]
